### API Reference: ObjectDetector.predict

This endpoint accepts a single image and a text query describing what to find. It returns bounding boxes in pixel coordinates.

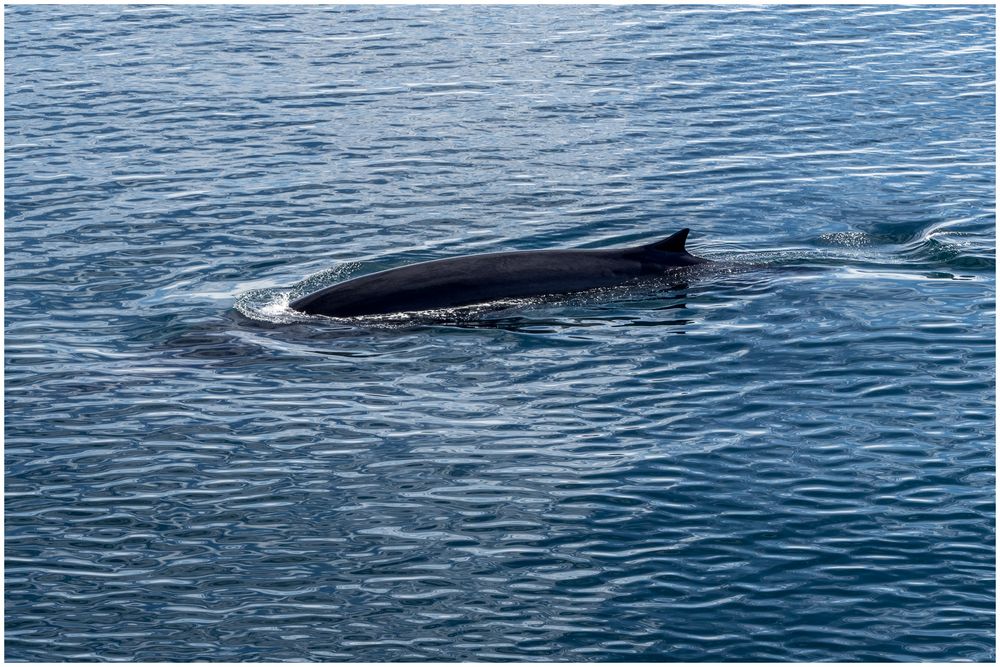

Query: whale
[289,228,708,318]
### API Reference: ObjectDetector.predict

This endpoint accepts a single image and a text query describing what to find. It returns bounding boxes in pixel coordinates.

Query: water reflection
[5,3,994,662]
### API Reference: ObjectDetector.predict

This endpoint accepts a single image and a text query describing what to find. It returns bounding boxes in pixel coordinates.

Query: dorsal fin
[649,228,690,253]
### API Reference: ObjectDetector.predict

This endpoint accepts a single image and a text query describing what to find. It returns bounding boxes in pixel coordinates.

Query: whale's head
[642,228,710,268]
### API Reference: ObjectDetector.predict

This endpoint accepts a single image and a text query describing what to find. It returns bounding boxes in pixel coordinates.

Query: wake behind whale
[289,229,709,318]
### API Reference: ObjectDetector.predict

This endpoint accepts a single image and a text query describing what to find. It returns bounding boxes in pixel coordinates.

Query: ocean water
[4,5,995,662]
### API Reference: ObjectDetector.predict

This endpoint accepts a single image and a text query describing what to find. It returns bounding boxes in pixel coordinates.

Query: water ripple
[6,4,995,663]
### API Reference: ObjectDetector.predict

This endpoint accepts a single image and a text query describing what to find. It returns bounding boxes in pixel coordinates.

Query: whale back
[290,228,707,317]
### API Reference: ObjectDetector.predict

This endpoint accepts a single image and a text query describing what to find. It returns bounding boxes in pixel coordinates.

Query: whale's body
[290,228,707,318]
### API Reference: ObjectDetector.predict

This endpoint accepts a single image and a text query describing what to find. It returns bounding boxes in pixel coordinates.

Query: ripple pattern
[5,5,995,662]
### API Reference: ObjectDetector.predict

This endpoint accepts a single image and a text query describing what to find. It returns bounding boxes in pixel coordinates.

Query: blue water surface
[5,5,995,662]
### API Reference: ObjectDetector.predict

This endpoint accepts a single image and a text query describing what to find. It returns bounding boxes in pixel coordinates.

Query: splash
[819,230,873,248]
[235,262,365,324]
[233,288,307,324]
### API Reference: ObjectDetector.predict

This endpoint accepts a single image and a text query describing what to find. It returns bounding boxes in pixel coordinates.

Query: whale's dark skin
[290,228,708,318]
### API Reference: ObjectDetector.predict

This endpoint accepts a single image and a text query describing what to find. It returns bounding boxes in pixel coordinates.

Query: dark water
[5,5,995,662]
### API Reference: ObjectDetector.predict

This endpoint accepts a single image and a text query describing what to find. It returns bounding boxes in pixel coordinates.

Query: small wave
[235,263,368,323]
[900,236,995,271]
[233,288,304,324]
